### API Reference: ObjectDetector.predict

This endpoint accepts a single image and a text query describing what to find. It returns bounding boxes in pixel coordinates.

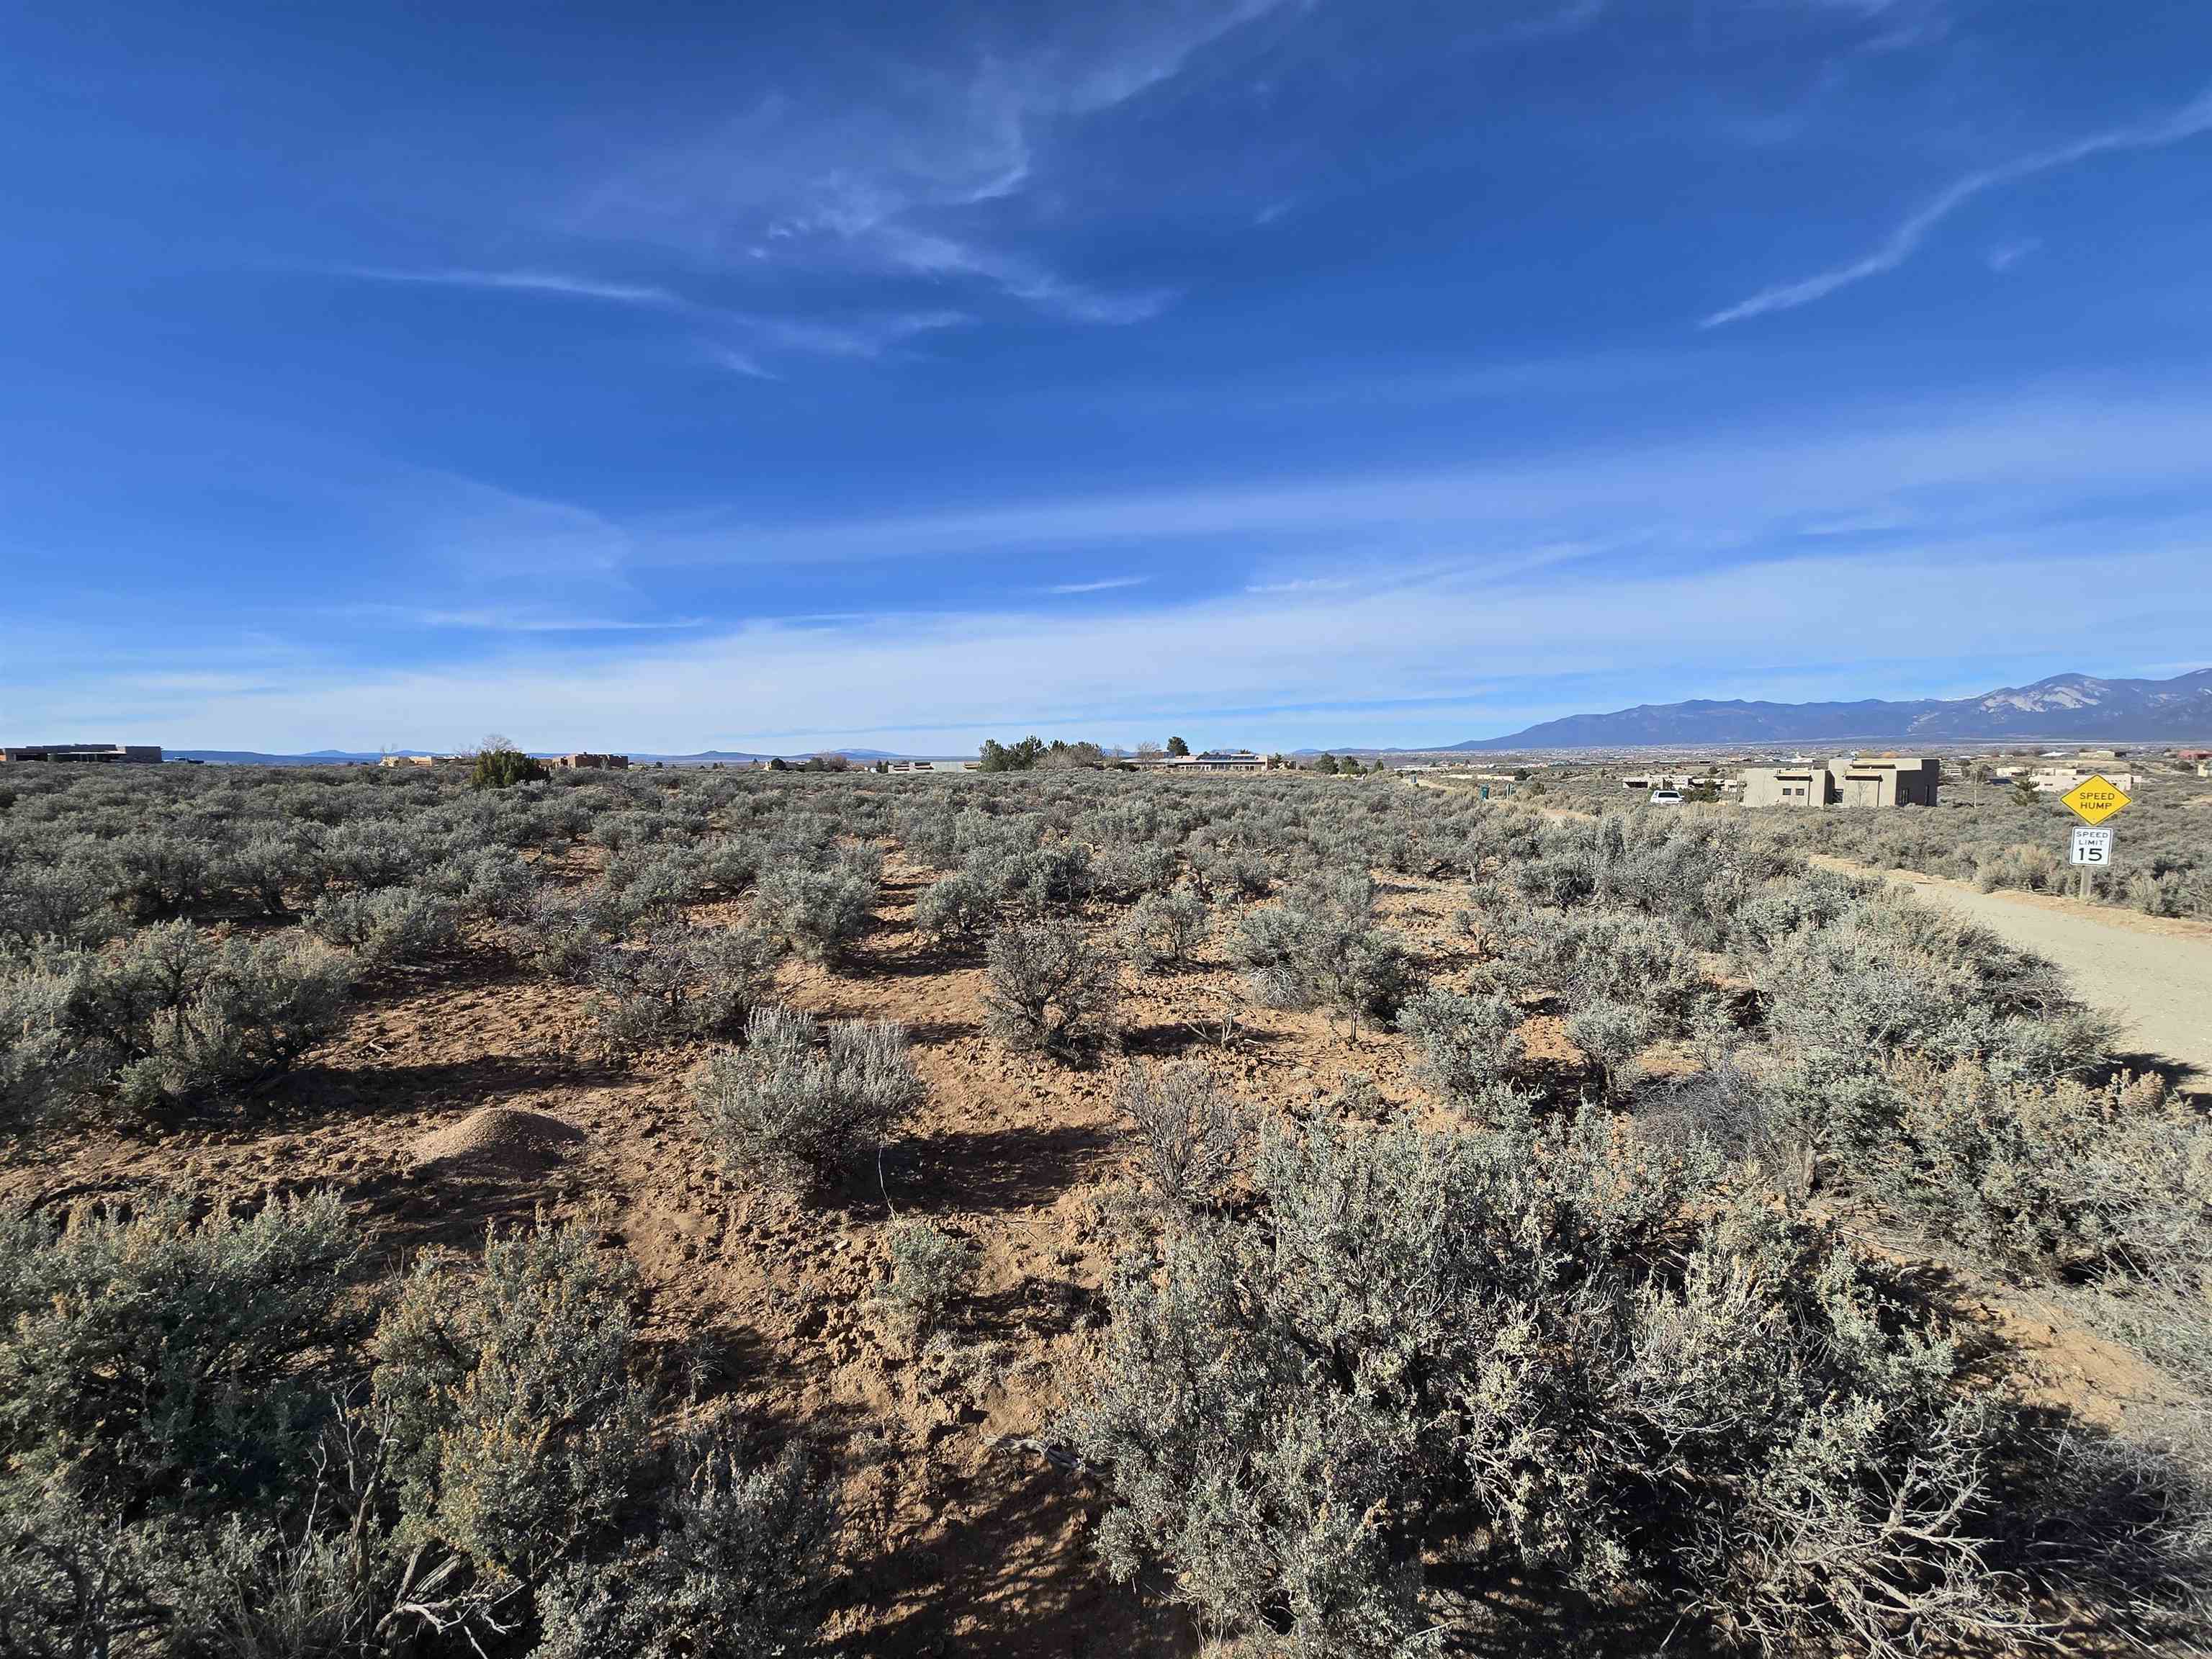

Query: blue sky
[5,0,2211,753]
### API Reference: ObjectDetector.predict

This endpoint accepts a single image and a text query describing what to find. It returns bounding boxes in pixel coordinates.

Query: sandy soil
[1809,853,2212,1088]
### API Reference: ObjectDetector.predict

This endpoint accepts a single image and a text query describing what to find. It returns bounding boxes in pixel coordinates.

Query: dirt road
[1406,781,2212,1086]
[1812,855,2212,1086]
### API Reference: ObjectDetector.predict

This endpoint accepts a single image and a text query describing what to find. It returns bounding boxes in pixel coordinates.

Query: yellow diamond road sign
[2059,773,2131,825]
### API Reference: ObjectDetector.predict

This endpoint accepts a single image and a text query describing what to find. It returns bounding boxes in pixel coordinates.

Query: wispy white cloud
[1702,83,2212,326]
[727,307,972,359]
[335,266,687,308]
[635,391,2212,571]
[1985,237,2041,273]
[709,346,780,380]
[336,266,973,367]
[1793,510,1912,537]
[410,610,708,633]
[875,230,1174,324]
[1043,575,1148,593]
[400,475,636,582]
[573,3,1284,323]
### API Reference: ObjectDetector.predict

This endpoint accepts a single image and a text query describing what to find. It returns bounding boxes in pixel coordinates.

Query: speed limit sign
[2069,826,2113,867]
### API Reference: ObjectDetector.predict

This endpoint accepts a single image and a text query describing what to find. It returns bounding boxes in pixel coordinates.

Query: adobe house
[1740,756,1938,808]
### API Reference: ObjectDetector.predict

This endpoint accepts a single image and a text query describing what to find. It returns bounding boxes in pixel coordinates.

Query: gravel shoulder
[1811,854,2212,1088]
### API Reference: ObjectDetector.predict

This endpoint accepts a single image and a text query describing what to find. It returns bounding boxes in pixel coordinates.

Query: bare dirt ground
[1809,853,2212,1089]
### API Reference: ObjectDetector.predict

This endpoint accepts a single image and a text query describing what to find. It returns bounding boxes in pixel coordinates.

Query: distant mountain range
[1443,669,2212,751]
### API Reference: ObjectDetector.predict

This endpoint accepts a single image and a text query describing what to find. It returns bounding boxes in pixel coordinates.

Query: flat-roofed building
[1740,756,1938,808]
[1184,749,1264,773]
[0,742,163,764]
[1740,764,1831,807]
[1129,750,1266,773]
[555,752,629,770]
[2027,766,2136,795]
[1830,755,1940,807]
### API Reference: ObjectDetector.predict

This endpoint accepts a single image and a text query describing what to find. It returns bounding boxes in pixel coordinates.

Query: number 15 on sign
[2069,827,2113,867]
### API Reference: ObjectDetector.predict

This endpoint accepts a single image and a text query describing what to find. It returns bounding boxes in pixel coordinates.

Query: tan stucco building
[1740,755,1938,809]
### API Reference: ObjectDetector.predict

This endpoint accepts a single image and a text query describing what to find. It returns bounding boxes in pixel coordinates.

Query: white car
[1648,788,1684,804]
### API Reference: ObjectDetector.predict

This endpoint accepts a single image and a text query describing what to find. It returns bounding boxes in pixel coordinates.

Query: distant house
[555,752,629,770]
[377,755,441,768]
[1740,756,1938,809]
[0,743,162,764]
[1740,765,1829,807]
[2026,767,2136,796]
[1131,749,1265,774]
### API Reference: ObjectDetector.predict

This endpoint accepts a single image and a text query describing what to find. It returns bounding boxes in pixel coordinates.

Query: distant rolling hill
[1447,668,2212,751]
[170,750,399,766]
[169,747,922,766]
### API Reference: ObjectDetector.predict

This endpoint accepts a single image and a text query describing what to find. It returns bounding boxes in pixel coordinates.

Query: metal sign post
[2059,775,2130,901]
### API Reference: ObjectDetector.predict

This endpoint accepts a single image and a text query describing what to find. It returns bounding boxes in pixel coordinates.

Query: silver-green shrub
[0,858,122,948]
[752,863,876,963]
[0,1190,359,1503]
[103,831,222,918]
[913,868,997,950]
[0,959,86,1133]
[1565,994,1655,1102]
[370,1220,653,1585]
[603,844,706,925]
[1061,1115,2022,1658]
[586,923,781,1053]
[533,1439,835,1659]
[1230,870,1420,1036]
[1090,842,1179,901]
[876,1217,978,1341]
[982,918,1120,1062]
[1117,884,1208,973]
[691,1006,925,1192]
[307,884,460,967]
[513,884,621,981]
[61,921,354,1113]
[1869,1056,2212,1287]
[1395,984,1524,1107]
[1114,1061,1242,1211]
